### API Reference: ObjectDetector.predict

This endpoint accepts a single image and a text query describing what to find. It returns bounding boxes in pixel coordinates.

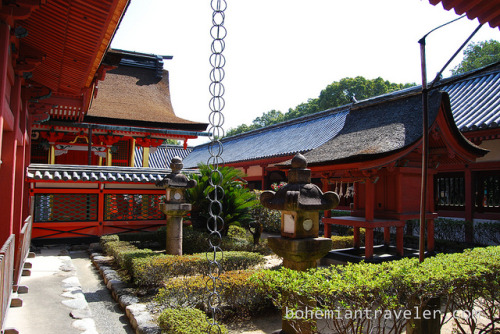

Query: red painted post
[384,227,391,246]
[365,180,375,222]
[353,227,360,248]
[365,227,374,258]
[324,222,331,238]
[98,186,105,236]
[11,76,25,237]
[396,226,404,256]
[0,22,9,161]
[464,168,473,242]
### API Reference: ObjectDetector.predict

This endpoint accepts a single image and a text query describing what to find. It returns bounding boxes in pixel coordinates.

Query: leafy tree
[165,139,180,145]
[185,163,259,236]
[226,76,414,137]
[452,39,500,75]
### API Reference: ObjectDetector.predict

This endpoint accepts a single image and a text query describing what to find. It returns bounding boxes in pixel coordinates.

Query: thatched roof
[86,65,207,131]
[302,90,486,166]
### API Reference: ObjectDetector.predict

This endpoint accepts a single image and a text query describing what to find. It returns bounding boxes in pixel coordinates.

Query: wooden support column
[11,75,25,237]
[353,227,361,248]
[49,143,55,164]
[365,227,374,258]
[0,22,10,161]
[142,146,150,167]
[364,180,375,259]
[261,165,266,190]
[106,147,112,166]
[129,138,136,167]
[464,167,474,242]
[0,116,16,239]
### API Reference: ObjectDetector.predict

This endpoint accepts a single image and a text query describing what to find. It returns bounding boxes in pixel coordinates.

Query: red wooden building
[0,1,209,330]
[27,48,207,240]
[0,0,131,330]
[303,90,487,260]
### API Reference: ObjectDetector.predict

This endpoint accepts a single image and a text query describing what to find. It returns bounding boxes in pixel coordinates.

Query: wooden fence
[0,235,15,332]
[14,216,33,291]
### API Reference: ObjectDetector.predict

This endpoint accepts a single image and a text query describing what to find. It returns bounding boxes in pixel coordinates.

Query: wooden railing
[14,216,33,290]
[0,235,16,332]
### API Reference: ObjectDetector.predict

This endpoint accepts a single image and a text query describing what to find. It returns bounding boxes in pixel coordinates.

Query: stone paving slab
[4,245,133,334]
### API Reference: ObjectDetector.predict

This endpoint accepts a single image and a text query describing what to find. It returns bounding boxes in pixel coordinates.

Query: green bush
[330,235,355,249]
[155,270,273,319]
[100,234,119,248]
[330,228,365,249]
[251,246,500,334]
[131,251,265,287]
[227,225,247,240]
[251,195,281,234]
[157,307,227,334]
[101,239,154,273]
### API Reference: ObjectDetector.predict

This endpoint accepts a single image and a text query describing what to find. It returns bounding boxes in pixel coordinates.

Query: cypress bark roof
[86,63,207,131]
[302,90,486,166]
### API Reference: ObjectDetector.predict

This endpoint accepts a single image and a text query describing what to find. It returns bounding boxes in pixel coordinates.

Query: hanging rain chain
[206,0,227,333]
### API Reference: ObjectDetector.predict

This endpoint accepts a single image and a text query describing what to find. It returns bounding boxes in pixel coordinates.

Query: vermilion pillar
[0,21,14,240]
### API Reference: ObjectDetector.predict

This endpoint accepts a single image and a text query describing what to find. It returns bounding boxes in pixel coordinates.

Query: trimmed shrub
[155,270,273,319]
[331,235,355,249]
[330,228,365,249]
[131,251,265,287]
[227,225,248,240]
[100,234,119,248]
[101,239,154,273]
[251,246,500,334]
[158,307,228,334]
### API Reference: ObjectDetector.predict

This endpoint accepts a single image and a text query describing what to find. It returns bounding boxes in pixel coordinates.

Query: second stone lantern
[260,153,340,271]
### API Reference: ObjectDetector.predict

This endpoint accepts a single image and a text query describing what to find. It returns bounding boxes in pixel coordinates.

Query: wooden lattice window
[104,194,165,221]
[34,193,98,222]
[475,172,500,212]
[435,173,465,210]
[112,139,130,166]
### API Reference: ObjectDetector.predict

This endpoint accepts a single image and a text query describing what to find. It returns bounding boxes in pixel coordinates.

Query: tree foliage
[226,76,414,137]
[452,39,500,75]
[185,163,259,235]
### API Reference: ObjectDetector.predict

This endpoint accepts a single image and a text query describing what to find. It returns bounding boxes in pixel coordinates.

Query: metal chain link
[206,0,226,333]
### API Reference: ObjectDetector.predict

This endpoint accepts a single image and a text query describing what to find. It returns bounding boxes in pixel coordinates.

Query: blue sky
[111,0,499,145]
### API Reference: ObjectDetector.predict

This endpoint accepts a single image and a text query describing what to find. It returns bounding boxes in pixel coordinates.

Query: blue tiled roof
[183,64,499,168]
[135,145,192,169]
[182,108,349,168]
[442,68,500,131]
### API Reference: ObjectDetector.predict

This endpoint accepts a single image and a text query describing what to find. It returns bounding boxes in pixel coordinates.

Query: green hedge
[251,246,500,334]
[100,237,266,287]
[155,270,273,319]
[132,251,265,287]
[158,307,228,334]
[331,228,365,249]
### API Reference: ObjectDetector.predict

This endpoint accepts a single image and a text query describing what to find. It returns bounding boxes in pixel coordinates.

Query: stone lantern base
[160,203,192,256]
[267,236,332,271]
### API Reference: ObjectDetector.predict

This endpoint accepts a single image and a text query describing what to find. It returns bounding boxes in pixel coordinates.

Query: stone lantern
[156,156,196,255]
[260,153,339,334]
[260,153,339,270]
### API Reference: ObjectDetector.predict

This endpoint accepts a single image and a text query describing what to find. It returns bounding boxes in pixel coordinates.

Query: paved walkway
[4,245,133,334]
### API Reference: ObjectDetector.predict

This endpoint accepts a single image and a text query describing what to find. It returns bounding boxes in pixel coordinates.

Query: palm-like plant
[186,163,259,236]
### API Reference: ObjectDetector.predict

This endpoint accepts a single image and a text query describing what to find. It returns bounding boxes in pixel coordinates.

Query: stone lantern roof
[260,153,339,211]
[156,156,196,189]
